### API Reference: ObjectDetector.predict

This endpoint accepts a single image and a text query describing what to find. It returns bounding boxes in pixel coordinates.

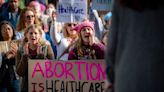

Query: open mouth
[84,35,90,38]
[31,38,36,40]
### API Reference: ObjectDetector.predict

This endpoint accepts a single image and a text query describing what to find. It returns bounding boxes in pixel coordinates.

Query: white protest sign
[0,41,9,53]
[56,0,87,23]
[92,0,112,11]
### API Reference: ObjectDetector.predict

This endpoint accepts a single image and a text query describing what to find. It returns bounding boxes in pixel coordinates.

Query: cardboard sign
[56,0,87,23]
[92,0,112,11]
[0,41,9,53]
[28,60,106,92]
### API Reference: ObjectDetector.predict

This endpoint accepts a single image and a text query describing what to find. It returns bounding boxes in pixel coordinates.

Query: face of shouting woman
[80,27,94,45]
[26,28,41,45]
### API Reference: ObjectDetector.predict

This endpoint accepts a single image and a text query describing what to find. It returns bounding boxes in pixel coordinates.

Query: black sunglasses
[26,15,34,19]
[68,23,76,27]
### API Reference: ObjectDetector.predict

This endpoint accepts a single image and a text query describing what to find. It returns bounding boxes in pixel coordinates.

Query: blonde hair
[76,36,100,57]
[17,7,41,32]
[63,23,78,39]
[22,24,43,45]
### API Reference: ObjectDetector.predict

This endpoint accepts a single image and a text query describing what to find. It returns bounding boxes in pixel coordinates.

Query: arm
[46,44,55,59]
[16,49,28,77]
[36,43,54,60]
[50,21,62,45]
[92,43,105,59]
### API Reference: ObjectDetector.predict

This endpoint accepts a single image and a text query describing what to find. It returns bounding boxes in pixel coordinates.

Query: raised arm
[50,21,62,45]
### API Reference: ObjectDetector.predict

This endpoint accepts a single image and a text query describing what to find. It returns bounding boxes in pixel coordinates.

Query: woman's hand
[37,43,43,55]
[6,42,18,59]
[89,35,96,46]
[23,43,29,55]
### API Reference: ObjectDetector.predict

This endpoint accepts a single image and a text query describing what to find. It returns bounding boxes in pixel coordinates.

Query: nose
[5,28,10,33]
[31,33,36,37]
[85,29,90,33]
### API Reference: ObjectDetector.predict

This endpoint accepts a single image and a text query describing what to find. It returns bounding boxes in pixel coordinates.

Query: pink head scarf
[73,20,95,33]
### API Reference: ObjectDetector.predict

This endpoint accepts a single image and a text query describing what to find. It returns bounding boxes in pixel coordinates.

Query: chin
[31,42,37,45]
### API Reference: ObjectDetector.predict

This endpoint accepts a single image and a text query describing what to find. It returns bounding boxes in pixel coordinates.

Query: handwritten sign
[56,0,87,23]
[92,0,112,11]
[0,41,9,53]
[28,60,106,92]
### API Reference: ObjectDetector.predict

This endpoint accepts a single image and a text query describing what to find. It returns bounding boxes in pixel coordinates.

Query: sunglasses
[26,15,34,19]
[68,23,76,27]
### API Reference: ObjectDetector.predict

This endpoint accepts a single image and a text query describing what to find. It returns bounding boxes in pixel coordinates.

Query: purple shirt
[68,43,105,60]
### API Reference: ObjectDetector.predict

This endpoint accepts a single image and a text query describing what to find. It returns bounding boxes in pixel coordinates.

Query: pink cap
[73,20,95,33]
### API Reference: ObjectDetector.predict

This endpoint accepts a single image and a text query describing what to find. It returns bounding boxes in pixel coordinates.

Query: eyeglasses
[26,15,34,19]
[68,23,76,27]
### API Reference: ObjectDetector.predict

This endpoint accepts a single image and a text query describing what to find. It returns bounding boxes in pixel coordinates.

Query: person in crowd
[103,12,112,32]
[50,21,78,60]
[68,20,105,60]
[88,4,104,40]
[0,21,20,92]
[25,0,46,11]
[46,6,58,59]
[105,0,164,92]
[0,0,5,8]
[45,3,55,17]
[28,0,49,33]
[0,0,21,29]
[16,7,42,40]
[16,24,54,92]
[101,31,108,46]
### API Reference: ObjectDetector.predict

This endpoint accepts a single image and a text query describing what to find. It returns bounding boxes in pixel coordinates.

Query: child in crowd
[68,20,105,60]
[16,24,54,92]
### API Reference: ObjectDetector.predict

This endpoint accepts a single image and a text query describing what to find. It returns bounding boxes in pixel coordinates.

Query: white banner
[56,0,87,23]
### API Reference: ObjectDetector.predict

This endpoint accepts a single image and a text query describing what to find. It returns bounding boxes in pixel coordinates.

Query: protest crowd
[0,0,112,92]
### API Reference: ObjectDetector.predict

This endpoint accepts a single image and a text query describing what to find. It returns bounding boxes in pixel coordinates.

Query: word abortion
[32,61,106,81]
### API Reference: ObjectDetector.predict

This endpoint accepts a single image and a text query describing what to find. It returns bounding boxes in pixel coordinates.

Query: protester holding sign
[16,24,54,92]
[68,20,105,60]
[0,21,20,92]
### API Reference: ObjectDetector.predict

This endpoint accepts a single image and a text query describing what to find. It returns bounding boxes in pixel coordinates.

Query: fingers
[24,43,29,55]
[6,51,16,59]
[5,42,18,59]
[89,36,94,46]
[10,42,18,52]
[37,44,43,55]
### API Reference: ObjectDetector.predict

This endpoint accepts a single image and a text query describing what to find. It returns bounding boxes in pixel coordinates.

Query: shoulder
[92,42,105,50]
[40,39,50,46]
